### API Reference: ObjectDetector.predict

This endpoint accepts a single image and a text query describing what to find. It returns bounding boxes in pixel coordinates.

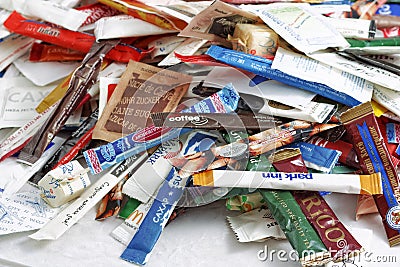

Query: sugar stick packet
[205,45,360,107]
[193,170,382,195]
[120,167,190,265]
[7,0,90,31]
[18,40,119,165]
[341,102,400,247]
[293,191,363,261]
[98,0,188,30]
[260,190,331,266]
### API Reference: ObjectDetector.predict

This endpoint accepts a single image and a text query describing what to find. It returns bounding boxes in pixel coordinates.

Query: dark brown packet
[150,112,281,130]
[293,191,363,262]
[341,102,400,247]
[269,148,308,173]
[28,109,99,185]
[18,39,120,165]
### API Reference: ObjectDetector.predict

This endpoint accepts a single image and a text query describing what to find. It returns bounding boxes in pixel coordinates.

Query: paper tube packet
[324,17,376,39]
[29,43,86,62]
[194,170,382,195]
[0,104,56,162]
[0,34,34,72]
[121,138,182,203]
[77,2,122,27]
[83,83,240,174]
[205,45,361,107]
[120,168,190,265]
[18,39,119,165]
[7,0,90,31]
[293,191,363,261]
[150,112,280,131]
[111,196,156,246]
[29,109,99,185]
[271,47,374,105]
[94,14,177,41]
[341,102,400,246]
[260,190,331,266]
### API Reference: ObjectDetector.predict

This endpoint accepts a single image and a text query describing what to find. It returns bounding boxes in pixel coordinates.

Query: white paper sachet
[0,34,34,72]
[0,190,61,235]
[13,55,80,86]
[0,104,56,161]
[373,84,400,117]
[244,3,349,54]
[0,77,55,129]
[158,38,207,67]
[0,9,11,39]
[94,15,177,41]
[227,206,286,242]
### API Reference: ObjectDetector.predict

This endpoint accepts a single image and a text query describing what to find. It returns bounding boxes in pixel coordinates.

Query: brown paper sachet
[92,61,192,142]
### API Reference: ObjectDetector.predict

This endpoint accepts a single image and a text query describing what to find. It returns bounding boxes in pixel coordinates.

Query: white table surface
[0,192,399,267]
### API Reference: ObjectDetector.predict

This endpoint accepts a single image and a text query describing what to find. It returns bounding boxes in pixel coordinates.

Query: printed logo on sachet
[121,64,276,207]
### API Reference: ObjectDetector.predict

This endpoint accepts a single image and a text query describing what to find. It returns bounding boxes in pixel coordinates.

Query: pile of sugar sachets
[1,0,400,265]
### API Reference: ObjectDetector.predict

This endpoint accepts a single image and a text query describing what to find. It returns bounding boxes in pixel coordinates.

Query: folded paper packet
[193,170,382,195]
